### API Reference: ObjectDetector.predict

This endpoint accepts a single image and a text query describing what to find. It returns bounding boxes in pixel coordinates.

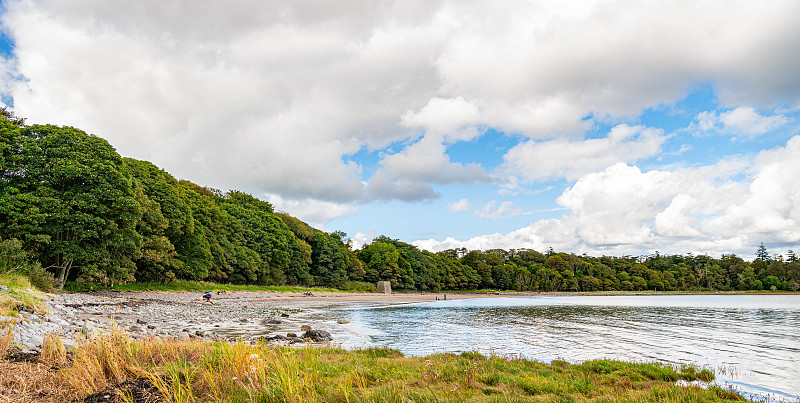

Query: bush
[0,238,28,276]
[0,238,56,291]
[342,281,375,292]
[20,261,57,291]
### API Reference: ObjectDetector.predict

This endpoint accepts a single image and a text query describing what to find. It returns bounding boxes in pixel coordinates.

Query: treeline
[0,109,362,289]
[2,109,799,292]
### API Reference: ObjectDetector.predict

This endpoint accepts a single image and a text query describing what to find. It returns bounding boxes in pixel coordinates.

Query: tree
[0,122,142,288]
[756,243,770,261]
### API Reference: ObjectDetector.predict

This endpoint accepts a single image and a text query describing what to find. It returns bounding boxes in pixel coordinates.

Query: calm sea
[309,295,800,401]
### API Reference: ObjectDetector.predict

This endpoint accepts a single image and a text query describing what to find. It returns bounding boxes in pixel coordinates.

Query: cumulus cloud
[689,107,790,138]
[3,0,800,224]
[416,137,800,257]
[500,124,667,183]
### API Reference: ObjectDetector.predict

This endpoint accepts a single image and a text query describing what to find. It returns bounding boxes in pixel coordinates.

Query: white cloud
[376,135,490,185]
[689,107,790,138]
[500,124,667,183]
[351,230,377,250]
[475,200,522,220]
[416,137,800,257]
[448,198,470,213]
[3,0,800,221]
[401,97,482,142]
[266,194,358,228]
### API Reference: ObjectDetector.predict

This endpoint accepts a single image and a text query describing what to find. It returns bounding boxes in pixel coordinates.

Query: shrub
[342,281,376,292]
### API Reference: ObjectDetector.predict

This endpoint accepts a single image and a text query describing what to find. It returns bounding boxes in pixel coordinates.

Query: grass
[0,328,752,402]
[63,279,348,294]
[0,273,48,316]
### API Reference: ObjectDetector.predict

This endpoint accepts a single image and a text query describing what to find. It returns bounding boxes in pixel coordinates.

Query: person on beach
[203,291,213,303]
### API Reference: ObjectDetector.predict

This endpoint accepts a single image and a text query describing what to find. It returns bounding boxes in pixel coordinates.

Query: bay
[318,295,800,401]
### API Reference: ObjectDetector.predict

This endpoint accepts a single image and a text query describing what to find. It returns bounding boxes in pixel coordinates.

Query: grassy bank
[62,279,360,294]
[0,273,48,317]
[0,328,748,403]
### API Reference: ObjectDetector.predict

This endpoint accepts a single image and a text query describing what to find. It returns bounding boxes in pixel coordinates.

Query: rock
[147,325,156,330]
[195,330,205,337]
[302,329,332,342]
[286,332,297,338]
[136,318,148,325]
[82,322,100,339]
[337,318,350,324]
[300,325,312,332]
[267,319,282,324]
[130,325,142,333]
[239,318,248,323]
[280,313,290,318]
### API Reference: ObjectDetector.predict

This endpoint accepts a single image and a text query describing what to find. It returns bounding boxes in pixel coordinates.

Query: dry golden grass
[0,327,750,403]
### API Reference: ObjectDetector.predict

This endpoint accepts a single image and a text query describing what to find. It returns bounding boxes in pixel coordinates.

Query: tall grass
[0,329,753,402]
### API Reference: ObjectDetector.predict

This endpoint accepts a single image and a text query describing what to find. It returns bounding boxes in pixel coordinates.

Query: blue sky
[2,1,799,258]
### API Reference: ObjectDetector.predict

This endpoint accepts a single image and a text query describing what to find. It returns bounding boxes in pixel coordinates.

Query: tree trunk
[57,260,72,290]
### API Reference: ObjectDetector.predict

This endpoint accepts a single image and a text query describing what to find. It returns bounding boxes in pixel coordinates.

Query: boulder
[266,319,282,324]
[286,332,297,338]
[300,325,312,332]
[302,329,332,342]
[337,318,350,324]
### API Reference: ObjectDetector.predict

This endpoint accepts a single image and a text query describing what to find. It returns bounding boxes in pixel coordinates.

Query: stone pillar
[376,281,392,294]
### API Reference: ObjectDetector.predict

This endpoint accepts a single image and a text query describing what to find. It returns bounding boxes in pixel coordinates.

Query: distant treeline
[2,109,799,292]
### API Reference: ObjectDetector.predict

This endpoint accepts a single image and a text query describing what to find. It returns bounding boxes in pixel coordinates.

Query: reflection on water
[323,295,800,401]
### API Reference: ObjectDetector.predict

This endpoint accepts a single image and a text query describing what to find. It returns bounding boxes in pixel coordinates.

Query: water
[308,295,800,401]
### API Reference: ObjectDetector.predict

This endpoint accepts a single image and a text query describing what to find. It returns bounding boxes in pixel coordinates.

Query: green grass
[0,273,48,315]
[63,279,346,293]
[1,328,753,402]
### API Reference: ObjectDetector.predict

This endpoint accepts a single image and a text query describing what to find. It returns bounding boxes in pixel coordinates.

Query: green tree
[0,122,142,288]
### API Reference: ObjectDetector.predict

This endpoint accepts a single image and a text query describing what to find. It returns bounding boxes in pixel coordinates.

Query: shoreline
[5,288,797,354]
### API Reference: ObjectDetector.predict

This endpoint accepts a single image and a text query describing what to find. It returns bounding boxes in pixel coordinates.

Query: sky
[1,0,799,259]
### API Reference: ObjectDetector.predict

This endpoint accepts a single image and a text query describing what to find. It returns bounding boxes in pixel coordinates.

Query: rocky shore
[1,290,354,353]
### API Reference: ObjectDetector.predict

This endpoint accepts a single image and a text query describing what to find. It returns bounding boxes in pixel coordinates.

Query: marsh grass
[0,329,753,402]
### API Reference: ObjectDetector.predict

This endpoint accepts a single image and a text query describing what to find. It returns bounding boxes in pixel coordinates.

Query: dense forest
[2,109,799,292]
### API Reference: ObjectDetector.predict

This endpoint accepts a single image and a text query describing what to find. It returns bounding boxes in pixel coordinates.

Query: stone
[376,281,392,294]
[280,313,290,317]
[136,318,148,325]
[267,319,282,324]
[300,325,312,332]
[337,318,350,324]
[130,325,143,333]
[302,329,332,342]
[286,332,297,338]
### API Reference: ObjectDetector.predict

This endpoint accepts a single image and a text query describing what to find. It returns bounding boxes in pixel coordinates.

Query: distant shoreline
[72,288,800,307]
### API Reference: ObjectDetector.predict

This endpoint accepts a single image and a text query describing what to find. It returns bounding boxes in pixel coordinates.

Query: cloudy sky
[2,0,799,258]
